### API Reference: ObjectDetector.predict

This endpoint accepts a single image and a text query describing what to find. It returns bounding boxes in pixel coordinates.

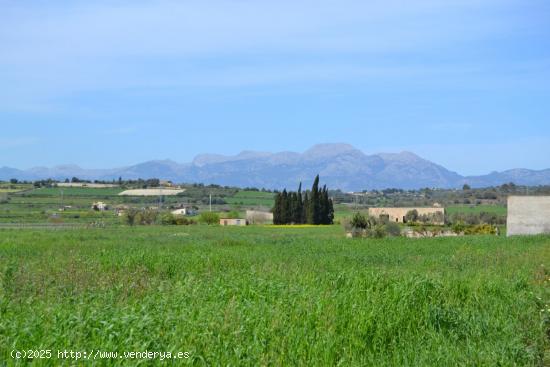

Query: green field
[0,189,25,194]
[1,226,549,365]
[226,190,275,207]
[446,204,507,215]
[0,183,32,194]
[23,187,124,197]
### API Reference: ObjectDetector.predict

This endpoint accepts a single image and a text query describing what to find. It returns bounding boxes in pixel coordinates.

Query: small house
[171,207,198,216]
[220,218,248,226]
[91,202,109,211]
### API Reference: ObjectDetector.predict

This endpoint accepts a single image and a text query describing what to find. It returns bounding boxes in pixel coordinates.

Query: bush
[385,222,402,237]
[199,212,220,225]
[226,210,240,219]
[465,224,497,235]
[177,217,196,225]
[371,225,387,238]
[348,214,400,238]
[452,222,466,234]
[405,209,418,223]
[161,213,197,225]
[351,212,368,229]
[123,208,158,226]
[161,213,177,225]
[123,208,139,226]
[135,209,158,225]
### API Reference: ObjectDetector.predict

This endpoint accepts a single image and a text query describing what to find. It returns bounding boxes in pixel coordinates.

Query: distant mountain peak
[378,151,423,162]
[303,143,361,158]
[1,143,549,190]
[54,164,82,170]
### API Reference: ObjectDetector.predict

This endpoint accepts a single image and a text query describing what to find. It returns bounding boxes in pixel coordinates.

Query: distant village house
[91,202,109,211]
[171,207,198,216]
[220,218,248,226]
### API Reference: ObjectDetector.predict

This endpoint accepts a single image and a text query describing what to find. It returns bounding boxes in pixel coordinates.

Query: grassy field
[446,204,507,216]
[226,190,275,207]
[1,225,549,365]
[0,183,32,194]
[0,189,26,193]
[23,187,124,197]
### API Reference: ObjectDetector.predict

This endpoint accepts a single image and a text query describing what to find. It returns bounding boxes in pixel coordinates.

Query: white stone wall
[507,196,550,236]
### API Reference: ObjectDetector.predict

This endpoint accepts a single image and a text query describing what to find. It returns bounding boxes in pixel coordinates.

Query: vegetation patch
[0,227,548,365]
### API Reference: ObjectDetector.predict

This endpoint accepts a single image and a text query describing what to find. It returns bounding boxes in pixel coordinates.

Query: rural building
[91,202,109,211]
[246,210,274,224]
[171,207,198,216]
[507,196,550,236]
[220,218,248,226]
[368,207,445,225]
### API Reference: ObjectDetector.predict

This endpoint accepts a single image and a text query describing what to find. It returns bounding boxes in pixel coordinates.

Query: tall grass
[0,226,549,365]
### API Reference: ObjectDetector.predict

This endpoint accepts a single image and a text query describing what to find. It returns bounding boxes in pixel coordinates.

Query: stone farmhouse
[368,207,445,225]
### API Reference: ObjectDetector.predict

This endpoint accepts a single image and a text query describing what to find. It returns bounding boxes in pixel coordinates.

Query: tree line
[273,175,334,225]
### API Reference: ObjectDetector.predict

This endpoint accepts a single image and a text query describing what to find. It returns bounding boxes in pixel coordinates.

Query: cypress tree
[309,175,320,224]
[295,182,303,224]
[303,191,310,224]
[273,192,282,224]
[289,192,297,224]
[320,186,334,224]
[320,185,328,224]
[327,194,334,224]
[281,189,289,224]
[272,176,332,225]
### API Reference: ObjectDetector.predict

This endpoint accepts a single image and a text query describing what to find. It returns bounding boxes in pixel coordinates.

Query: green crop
[0,226,549,365]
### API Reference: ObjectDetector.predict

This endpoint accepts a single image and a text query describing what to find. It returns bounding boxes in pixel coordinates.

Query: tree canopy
[273,175,334,225]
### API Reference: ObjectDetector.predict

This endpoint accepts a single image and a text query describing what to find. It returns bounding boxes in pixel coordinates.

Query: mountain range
[1,143,549,191]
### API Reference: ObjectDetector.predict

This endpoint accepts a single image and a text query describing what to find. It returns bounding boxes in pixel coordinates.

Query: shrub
[135,209,158,225]
[162,213,197,225]
[123,208,158,226]
[123,208,139,226]
[405,209,418,223]
[199,212,220,225]
[227,210,240,219]
[452,222,466,234]
[385,222,402,237]
[175,216,196,225]
[348,214,401,238]
[351,212,368,229]
[161,213,177,225]
[465,224,497,235]
[371,225,387,238]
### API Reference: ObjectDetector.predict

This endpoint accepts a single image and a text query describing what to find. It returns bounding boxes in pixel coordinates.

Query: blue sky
[0,0,549,175]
